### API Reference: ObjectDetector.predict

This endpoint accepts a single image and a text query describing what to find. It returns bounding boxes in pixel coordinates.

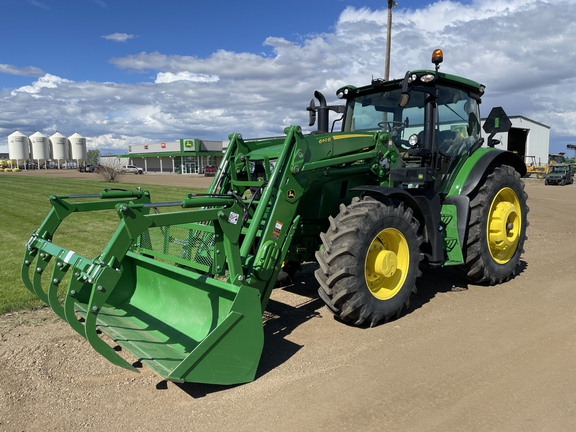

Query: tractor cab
[338,79,482,157]
[335,50,485,191]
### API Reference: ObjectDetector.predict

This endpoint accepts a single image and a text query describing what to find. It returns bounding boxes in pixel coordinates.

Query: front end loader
[22,50,528,384]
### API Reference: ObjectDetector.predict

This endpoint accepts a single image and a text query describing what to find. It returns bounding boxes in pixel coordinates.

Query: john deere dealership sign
[183,139,196,151]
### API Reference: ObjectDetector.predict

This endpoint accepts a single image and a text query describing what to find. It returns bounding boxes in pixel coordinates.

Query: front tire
[315,196,423,327]
[461,165,528,285]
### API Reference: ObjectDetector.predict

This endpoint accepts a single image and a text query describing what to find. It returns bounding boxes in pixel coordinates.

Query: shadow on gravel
[172,259,527,397]
[410,259,528,315]
[174,263,324,398]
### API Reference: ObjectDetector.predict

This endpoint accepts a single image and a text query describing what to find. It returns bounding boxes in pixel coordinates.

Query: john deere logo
[185,140,194,149]
[287,189,296,199]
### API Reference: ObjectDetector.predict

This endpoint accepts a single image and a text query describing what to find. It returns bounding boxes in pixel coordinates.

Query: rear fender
[451,148,526,197]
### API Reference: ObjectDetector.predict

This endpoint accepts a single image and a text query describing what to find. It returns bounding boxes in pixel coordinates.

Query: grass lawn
[0,175,205,314]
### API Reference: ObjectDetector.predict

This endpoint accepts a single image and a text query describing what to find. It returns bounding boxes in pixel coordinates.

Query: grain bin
[69,132,87,161]
[8,130,30,162]
[30,131,49,161]
[50,131,69,161]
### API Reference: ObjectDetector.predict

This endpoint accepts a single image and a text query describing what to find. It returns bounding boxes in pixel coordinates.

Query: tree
[98,157,123,182]
[87,149,100,166]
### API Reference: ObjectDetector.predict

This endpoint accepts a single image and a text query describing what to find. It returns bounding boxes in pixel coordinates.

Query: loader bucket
[22,189,266,384]
[76,253,264,384]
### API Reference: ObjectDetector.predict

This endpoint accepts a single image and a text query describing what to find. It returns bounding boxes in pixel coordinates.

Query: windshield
[343,85,481,157]
[551,165,567,173]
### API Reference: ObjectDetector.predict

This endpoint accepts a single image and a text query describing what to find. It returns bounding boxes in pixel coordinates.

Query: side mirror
[307,99,317,127]
[483,107,512,148]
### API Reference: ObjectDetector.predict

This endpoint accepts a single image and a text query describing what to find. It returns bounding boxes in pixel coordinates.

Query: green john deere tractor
[22,49,528,385]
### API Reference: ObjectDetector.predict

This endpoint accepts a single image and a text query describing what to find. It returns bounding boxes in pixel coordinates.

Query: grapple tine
[31,250,52,304]
[47,258,72,321]
[61,266,139,372]
[64,275,92,337]
[79,263,138,372]
[84,308,138,372]
[21,246,38,299]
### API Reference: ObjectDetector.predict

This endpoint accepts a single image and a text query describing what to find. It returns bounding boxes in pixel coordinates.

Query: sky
[0,0,575,156]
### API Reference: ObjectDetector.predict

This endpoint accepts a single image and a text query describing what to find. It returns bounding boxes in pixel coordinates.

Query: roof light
[420,74,435,83]
[432,49,443,65]
[431,49,443,71]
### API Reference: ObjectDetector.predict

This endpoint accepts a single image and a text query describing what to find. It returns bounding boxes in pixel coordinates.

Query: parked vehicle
[122,165,144,174]
[79,165,101,173]
[204,165,217,176]
[524,156,547,179]
[22,161,38,169]
[545,164,574,185]
[41,161,59,169]
[60,161,78,169]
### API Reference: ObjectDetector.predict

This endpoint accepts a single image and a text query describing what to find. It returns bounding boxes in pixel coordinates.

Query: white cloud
[102,33,137,43]
[155,72,219,84]
[0,64,44,77]
[1,0,575,153]
[10,74,72,95]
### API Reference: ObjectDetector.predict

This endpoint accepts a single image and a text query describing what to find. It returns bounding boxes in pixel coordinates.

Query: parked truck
[22,50,528,385]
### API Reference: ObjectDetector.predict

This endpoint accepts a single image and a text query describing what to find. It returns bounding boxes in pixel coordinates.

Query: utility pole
[384,0,397,81]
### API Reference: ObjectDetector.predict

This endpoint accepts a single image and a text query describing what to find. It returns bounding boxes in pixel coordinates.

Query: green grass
[0,175,206,314]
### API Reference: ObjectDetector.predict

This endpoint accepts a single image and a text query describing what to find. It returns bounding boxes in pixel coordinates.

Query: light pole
[384,0,397,81]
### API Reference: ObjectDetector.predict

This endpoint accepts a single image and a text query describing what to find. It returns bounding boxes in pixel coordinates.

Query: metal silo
[30,131,50,164]
[69,132,87,161]
[50,131,69,161]
[8,130,30,167]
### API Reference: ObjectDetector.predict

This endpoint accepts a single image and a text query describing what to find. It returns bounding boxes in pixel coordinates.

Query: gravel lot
[1,171,575,432]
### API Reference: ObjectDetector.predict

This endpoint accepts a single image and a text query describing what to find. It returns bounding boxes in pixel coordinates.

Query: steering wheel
[377,121,406,133]
[378,120,416,150]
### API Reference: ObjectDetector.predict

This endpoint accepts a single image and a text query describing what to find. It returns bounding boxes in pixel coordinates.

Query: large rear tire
[315,196,423,327]
[461,165,528,284]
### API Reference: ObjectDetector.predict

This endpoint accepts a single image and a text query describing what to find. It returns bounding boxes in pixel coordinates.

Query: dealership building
[119,138,226,174]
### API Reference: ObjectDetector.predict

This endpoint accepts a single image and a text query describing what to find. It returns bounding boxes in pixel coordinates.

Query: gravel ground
[1,172,576,432]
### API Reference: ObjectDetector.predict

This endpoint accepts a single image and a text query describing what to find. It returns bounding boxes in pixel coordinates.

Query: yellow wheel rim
[364,228,410,300]
[487,187,522,264]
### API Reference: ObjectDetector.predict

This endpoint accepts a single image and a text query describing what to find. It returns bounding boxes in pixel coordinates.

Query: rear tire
[315,196,423,327]
[461,165,528,285]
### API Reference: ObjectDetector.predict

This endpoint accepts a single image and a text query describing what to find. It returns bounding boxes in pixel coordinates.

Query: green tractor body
[22,52,528,384]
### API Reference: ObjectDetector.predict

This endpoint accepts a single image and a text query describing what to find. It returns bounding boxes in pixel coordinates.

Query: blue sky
[2,0,433,87]
[1,0,574,155]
